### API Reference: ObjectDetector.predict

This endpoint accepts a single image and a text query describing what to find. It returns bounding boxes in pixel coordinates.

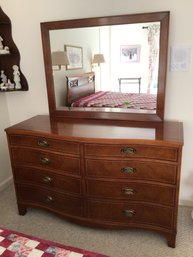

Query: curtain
[147,24,160,94]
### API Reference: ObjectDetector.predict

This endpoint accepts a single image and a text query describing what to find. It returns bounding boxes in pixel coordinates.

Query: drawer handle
[38,138,49,147]
[122,187,135,195]
[123,209,136,217]
[121,147,136,155]
[42,176,53,183]
[121,167,136,174]
[40,157,50,164]
[45,196,54,203]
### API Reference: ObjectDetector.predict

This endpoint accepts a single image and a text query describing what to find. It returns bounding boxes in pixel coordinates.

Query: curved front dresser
[5,115,183,248]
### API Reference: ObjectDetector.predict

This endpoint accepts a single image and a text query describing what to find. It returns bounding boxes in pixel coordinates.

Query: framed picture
[120,45,140,63]
[65,45,83,70]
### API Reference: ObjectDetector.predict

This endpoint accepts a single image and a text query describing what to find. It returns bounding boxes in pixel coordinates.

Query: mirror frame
[41,11,169,122]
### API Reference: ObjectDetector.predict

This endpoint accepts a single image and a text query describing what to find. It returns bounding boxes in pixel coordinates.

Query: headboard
[66,72,95,107]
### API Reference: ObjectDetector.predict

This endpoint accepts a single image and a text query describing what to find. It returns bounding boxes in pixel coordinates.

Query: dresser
[5,115,183,248]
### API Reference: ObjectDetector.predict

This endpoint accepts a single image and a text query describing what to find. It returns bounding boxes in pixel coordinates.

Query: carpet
[0,227,108,257]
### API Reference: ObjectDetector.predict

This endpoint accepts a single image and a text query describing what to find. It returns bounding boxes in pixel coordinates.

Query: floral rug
[0,228,108,257]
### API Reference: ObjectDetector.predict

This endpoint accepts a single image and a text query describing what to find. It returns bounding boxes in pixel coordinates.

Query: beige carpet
[0,184,193,257]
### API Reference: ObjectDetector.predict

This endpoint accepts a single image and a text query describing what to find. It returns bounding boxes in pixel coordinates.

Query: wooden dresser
[5,115,183,247]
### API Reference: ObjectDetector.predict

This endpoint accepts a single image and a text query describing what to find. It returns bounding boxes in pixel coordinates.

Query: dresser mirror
[41,11,169,122]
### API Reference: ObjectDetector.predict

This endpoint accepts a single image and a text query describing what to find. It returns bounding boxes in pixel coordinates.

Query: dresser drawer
[9,135,79,155]
[84,144,178,161]
[88,200,173,228]
[12,148,80,175]
[86,159,177,184]
[17,185,83,217]
[15,167,81,195]
[86,180,175,205]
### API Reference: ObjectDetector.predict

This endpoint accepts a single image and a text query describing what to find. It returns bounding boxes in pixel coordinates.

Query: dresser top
[5,115,183,145]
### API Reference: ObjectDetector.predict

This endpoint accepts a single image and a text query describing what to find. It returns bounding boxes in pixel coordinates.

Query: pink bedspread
[71,91,156,110]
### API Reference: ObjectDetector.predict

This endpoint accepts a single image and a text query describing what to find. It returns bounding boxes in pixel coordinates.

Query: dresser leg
[167,234,176,248]
[18,204,27,215]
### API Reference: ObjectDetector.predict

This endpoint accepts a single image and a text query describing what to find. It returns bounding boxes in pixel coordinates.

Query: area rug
[0,227,108,257]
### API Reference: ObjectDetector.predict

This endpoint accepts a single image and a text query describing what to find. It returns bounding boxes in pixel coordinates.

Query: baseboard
[0,176,13,192]
[179,199,193,207]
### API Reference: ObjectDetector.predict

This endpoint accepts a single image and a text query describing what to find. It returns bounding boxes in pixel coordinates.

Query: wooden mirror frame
[41,11,169,122]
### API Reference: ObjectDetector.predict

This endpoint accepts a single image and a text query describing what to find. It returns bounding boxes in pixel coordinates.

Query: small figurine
[0,70,7,84]
[0,36,3,49]
[0,83,8,91]
[3,46,10,53]
[7,79,15,90]
[0,70,8,90]
[13,65,21,89]
[0,35,10,54]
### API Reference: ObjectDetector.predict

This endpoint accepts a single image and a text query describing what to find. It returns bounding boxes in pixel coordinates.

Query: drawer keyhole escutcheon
[123,209,136,217]
[121,167,136,174]
[40,157,50,164]
[122,187,135,195]
[42,176,53,183]
[38,138,49,147]
[121,147,136,155]
[45,196,54,203]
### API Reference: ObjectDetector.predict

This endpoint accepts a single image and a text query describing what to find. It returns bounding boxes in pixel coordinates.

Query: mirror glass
[41,12,169,122]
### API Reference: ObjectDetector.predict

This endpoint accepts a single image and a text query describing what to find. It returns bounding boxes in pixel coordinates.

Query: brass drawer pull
[45,196,54,203]
[123,209,136,217]
[121,167,136,174]
[40,157,50,164]
[122,187,135,195]
[42,176,53,183]
[38,138,49,147]
[121,147,136,155]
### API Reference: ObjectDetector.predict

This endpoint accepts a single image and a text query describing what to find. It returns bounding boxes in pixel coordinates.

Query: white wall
[0,94,12,191]
[0,0,193,205]
[110,23,152,92]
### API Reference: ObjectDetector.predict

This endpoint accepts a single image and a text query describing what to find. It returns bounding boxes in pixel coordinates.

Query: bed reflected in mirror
[41,11,169,122]
[65,72,157,115]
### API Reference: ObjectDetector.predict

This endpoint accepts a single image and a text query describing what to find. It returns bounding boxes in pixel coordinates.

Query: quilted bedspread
[71,91,157,110]
[0,228,108,257]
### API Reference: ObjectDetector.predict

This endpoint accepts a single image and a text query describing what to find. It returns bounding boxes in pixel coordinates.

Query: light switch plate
[170,46,191,71]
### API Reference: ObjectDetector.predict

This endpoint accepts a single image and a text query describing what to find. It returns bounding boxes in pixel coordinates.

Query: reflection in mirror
[41,12,169,122]
[50,22,160,109]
